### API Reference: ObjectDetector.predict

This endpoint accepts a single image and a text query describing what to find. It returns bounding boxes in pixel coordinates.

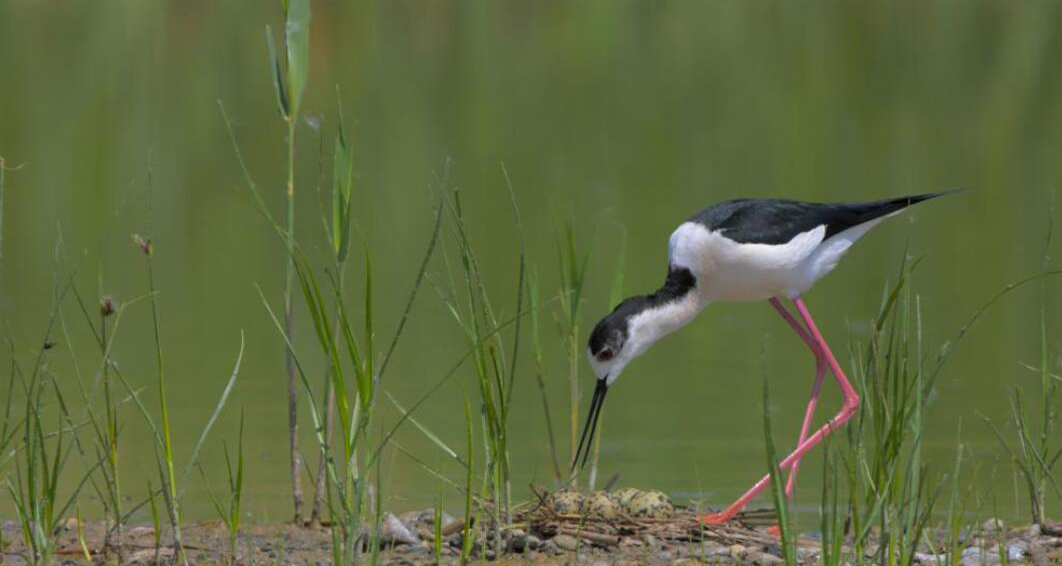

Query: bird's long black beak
[572,378,609,473]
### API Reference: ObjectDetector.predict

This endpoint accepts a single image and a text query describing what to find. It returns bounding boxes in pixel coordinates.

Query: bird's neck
[625,267,707,355]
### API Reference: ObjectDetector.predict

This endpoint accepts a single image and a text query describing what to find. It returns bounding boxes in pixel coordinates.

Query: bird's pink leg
[767,298,827,496]
[701,296,859,525]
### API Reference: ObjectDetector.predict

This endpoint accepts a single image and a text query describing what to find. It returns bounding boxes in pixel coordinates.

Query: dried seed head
[100,296,115,317]
[132,234,153,256]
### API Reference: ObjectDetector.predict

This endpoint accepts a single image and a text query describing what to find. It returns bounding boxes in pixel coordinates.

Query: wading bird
[574,191,957,524]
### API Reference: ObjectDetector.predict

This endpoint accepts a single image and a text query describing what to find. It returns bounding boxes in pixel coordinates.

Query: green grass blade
[284,0,311,117]
[332,108,352,262]
[177,332,245,494]
[264,27,288,118]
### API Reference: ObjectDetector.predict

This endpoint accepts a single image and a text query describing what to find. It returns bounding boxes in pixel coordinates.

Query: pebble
[729,544,748,559]
[914,552,946,564]
[747,551,784,566]
[982,518,1005,533]
[652,551,674,562]
[553,533,579,551]
[379,512,420,546]
[591,560,610,566]
[1008,540,1029,560]
[543,539,562,555]
[701,543,732,558]
[506,529,527,553]
[526,534,541,550]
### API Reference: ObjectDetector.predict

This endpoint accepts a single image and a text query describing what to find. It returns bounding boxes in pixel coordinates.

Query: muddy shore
[4,510,1061,566]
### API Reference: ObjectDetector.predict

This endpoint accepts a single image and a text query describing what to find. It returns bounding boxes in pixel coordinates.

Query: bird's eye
[597,348,614,362]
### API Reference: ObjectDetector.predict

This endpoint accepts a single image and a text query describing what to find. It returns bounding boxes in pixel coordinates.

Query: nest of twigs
[517,486,785,551]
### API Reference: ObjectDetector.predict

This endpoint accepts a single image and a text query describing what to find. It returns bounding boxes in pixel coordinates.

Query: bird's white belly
[668,220,882,302]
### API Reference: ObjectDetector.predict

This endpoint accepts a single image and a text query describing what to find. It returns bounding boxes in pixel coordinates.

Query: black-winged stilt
[574,191,957,525]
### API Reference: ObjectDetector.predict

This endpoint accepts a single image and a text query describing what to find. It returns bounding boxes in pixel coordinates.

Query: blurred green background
[1,1,1060,525]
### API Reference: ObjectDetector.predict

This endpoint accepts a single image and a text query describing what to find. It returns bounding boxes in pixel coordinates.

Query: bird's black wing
[688,192,952,245]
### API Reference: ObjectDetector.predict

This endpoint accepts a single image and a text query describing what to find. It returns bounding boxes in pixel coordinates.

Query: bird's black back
[688,191,955,245]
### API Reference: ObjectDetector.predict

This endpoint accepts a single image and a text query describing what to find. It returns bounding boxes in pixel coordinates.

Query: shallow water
[1,2,1061,527]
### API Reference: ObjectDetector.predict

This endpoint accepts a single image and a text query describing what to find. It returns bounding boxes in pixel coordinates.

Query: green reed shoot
[818,444,844,566]
[436,182,528,547]
[58,286,129,560]
[982,311,1061,527]
[312,89,356,525]
[760,343,796,566]
[116,229,244,566]
[460,395,475,566]
[555,218,590,475]
[147,479,161,565]
[5,244,96,566]
[433,494,443,565]
[587,236,625,490]
[267,0,312,523]
[223,61,444,566]
[528,268,562,483]
[201,411,245,564]
[841,257,942,566]
[981,219,1060,527]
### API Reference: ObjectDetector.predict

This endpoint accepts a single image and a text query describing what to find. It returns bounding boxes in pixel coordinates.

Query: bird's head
[586,298,646,385]
[571,295,658,471]
[572,267,703,472]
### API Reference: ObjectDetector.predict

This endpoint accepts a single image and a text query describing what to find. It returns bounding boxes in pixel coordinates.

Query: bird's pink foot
[698,511,733,525]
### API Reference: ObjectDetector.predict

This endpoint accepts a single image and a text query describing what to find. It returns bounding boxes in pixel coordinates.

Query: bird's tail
[839,188,964,226]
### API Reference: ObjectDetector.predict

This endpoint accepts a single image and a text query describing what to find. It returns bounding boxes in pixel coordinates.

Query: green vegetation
[2,3,1062,566]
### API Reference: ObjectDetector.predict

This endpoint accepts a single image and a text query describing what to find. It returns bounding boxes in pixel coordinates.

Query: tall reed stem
[285,117,303,524]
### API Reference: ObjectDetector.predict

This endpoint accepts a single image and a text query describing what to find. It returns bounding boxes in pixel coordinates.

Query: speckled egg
[545,489,585,515]
[610,487,642,508]
[582,491,618,519]
[624,490,674,518]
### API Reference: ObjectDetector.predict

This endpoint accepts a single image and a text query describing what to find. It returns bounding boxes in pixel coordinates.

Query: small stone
[652,551,674,562]
[507,529,528,553]
[543,540,563,555]
[1008,541,1028,561]
[591,560,610,566]
[701,542,731,558]
[553,533,579,552]
[729,544,748,559]
[748,551,784,566]
[379,512,420,546]
[526,534,541,549]
[982,518,1005,533]
[914,552,945,564]
[642,533,658,548]
[1024,524,1042,538]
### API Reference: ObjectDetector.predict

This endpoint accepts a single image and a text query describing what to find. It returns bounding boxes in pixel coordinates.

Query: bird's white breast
[667,219,883,302]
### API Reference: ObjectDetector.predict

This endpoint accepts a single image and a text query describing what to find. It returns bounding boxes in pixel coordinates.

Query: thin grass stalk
[147,480,161,565]
[554,219,589,480]
[265,0,313,523]
[760,343,796,566]
[460,396,475,566]
[0,155,5,271]
[528,269,562,483]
